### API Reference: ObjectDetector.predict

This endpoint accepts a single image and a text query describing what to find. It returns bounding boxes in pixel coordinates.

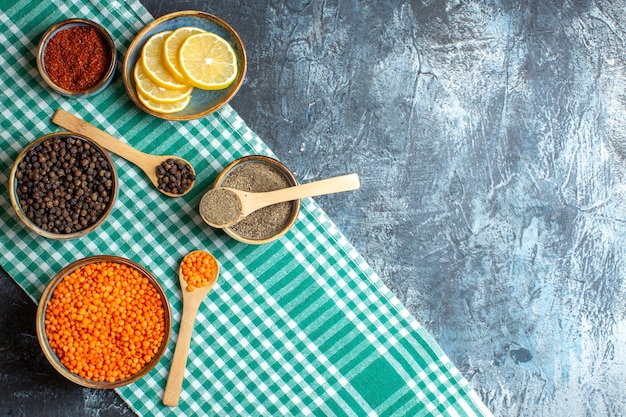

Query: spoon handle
[243,173,361,216]
[51,109,152,170]
[162,300,201,406]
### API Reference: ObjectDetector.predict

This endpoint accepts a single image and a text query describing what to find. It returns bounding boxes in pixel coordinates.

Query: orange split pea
[181,250,218,292]
[44,261,166,383]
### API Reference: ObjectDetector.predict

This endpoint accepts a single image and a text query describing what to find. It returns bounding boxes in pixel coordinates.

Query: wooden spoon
[162,250,219,407]
[199,173,360,228]
[51,109,196,197]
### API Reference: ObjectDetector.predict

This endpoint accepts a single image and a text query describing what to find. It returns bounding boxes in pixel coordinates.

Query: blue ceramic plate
[123,10,246,121]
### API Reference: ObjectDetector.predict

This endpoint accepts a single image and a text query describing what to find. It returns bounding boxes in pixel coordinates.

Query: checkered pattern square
[0,1,492,416]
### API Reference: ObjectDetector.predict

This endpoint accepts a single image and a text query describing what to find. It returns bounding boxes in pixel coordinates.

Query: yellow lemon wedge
[134,60,192,103]
[141,31,190,91]
[163,26,206,83]
[137,90,192,114]
[178,32,238,90]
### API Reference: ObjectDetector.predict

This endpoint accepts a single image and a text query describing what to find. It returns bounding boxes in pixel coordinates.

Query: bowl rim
[122,10,247,121]
[36,18,117,97]
[8,131,118,240]
[35,255,172,389]
[212,155,300,244]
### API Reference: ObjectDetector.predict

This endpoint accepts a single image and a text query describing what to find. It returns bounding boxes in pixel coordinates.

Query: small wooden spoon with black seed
[51,109,196,197]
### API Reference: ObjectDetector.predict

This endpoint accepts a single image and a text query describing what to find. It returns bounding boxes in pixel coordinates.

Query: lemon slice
[163,26,206,83]
[141,31,190,91]
[178,32,238,90]
[137,90,191,114]
[134,61,192,103]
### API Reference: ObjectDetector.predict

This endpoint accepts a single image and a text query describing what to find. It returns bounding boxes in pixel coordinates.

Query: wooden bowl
[37,18,117,97]
[36,255,172,389]
[212,155,300,244]
[9,132,118,240]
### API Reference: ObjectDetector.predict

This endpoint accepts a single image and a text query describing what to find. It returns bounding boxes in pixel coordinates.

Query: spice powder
[44,26,111,92]
[199,188,241,226]
[220,162,294,240]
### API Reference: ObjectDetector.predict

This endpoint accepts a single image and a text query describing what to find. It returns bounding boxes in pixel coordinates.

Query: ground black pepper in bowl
[156,158,195,196]
[10,133,117,239]
[211,156,300,244]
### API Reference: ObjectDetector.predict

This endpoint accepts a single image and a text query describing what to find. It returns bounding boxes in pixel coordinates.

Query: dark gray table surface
[2,1,625,416]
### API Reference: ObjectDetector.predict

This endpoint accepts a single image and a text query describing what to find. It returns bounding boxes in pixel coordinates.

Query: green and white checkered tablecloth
[0,1,492,416]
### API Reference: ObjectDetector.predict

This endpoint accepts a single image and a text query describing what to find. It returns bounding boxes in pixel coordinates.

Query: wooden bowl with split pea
[36,255,171,389]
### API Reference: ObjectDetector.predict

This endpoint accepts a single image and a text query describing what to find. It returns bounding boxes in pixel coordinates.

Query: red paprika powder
[44,26,111,92]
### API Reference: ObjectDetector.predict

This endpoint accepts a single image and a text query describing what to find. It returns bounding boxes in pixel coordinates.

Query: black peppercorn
[156,158,195,195]
[14,136,115,235]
